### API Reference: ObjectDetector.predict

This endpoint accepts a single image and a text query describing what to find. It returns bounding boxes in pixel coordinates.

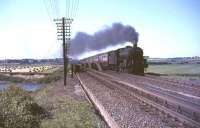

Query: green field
[147,64,200,75]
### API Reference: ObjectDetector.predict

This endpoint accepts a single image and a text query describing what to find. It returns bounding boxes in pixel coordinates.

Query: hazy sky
[0,0,199,59]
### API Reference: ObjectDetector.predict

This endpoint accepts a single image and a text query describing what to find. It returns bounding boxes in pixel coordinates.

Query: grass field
[147,64,200,75]
[146,64,200,80]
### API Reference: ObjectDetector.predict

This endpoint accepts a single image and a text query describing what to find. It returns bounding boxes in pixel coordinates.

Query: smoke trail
[69,23,139,57]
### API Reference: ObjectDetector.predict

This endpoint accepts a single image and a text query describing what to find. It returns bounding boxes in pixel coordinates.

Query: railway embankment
[0,69,107,128]
[33,76,107,128]
[78,72,185,128]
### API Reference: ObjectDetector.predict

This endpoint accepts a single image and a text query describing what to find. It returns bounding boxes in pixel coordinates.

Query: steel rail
[146,74,200,88]
[76,74,120,128]
[87,69,200,128]
[137,74,200,92]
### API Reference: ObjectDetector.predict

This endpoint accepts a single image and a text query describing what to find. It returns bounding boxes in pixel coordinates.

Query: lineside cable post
[54,17,73,86]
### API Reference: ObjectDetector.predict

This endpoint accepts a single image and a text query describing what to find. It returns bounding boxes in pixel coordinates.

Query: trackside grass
[147,64,200,75]
[34,85,107,128]
[146,64,200,80]
[0,85,46,128]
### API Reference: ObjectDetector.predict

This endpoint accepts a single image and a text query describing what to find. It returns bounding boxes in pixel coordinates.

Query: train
[77,43,148,75]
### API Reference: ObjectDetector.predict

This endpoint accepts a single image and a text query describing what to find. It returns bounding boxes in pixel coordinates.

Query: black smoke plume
[69,23,139,57]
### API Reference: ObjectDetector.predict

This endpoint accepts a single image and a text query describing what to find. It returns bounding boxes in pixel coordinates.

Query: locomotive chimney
[133,32,139,48]
[132,40,137,48]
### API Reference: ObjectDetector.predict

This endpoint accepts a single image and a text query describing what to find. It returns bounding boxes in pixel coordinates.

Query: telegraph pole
[54,17,73,86]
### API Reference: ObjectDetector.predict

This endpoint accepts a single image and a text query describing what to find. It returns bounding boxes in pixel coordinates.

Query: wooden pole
[62,17,67,86]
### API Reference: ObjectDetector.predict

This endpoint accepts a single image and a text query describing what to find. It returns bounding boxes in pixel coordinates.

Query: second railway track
[107,70,200,97]
[77,70,200,128]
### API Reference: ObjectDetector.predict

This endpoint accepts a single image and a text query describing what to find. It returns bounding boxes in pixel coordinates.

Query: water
[0,81,8,90]
[19,83,42,91]
[0,81,42,91]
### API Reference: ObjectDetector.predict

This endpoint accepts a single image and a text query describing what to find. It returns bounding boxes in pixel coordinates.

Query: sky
[0,0,199,59]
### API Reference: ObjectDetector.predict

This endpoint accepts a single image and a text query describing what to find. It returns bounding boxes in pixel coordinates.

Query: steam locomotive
[80,43,148,75]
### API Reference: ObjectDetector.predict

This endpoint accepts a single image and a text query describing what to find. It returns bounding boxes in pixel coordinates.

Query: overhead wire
[43,0,53,23]
[74,0,79,18]
[42,0,60,59]
[48,0,53,17]
[43,0,79,23]
[73,0,79,19]
[42,0,80,59]
[70,0,75,19]
[66,0,71,18]
[53,0,59,18]
[66,0,79,56]
[68,0,79,19]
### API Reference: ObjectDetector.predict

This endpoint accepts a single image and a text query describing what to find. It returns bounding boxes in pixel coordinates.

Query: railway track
[107,70,200,98]
[80,69,200,128]
[76,74,119,128]
[77,72,174,127]
[151,75,200,93]
[141,74,200,94]
[146,74,200,89]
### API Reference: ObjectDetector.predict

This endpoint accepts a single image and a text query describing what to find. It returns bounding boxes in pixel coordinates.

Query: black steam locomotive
[81,43,148,75]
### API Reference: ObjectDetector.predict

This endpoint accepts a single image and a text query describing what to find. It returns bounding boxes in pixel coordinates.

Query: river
[0,81,43,91]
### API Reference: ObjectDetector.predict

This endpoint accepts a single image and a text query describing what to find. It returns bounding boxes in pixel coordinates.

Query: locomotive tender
[81,43,148,75]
